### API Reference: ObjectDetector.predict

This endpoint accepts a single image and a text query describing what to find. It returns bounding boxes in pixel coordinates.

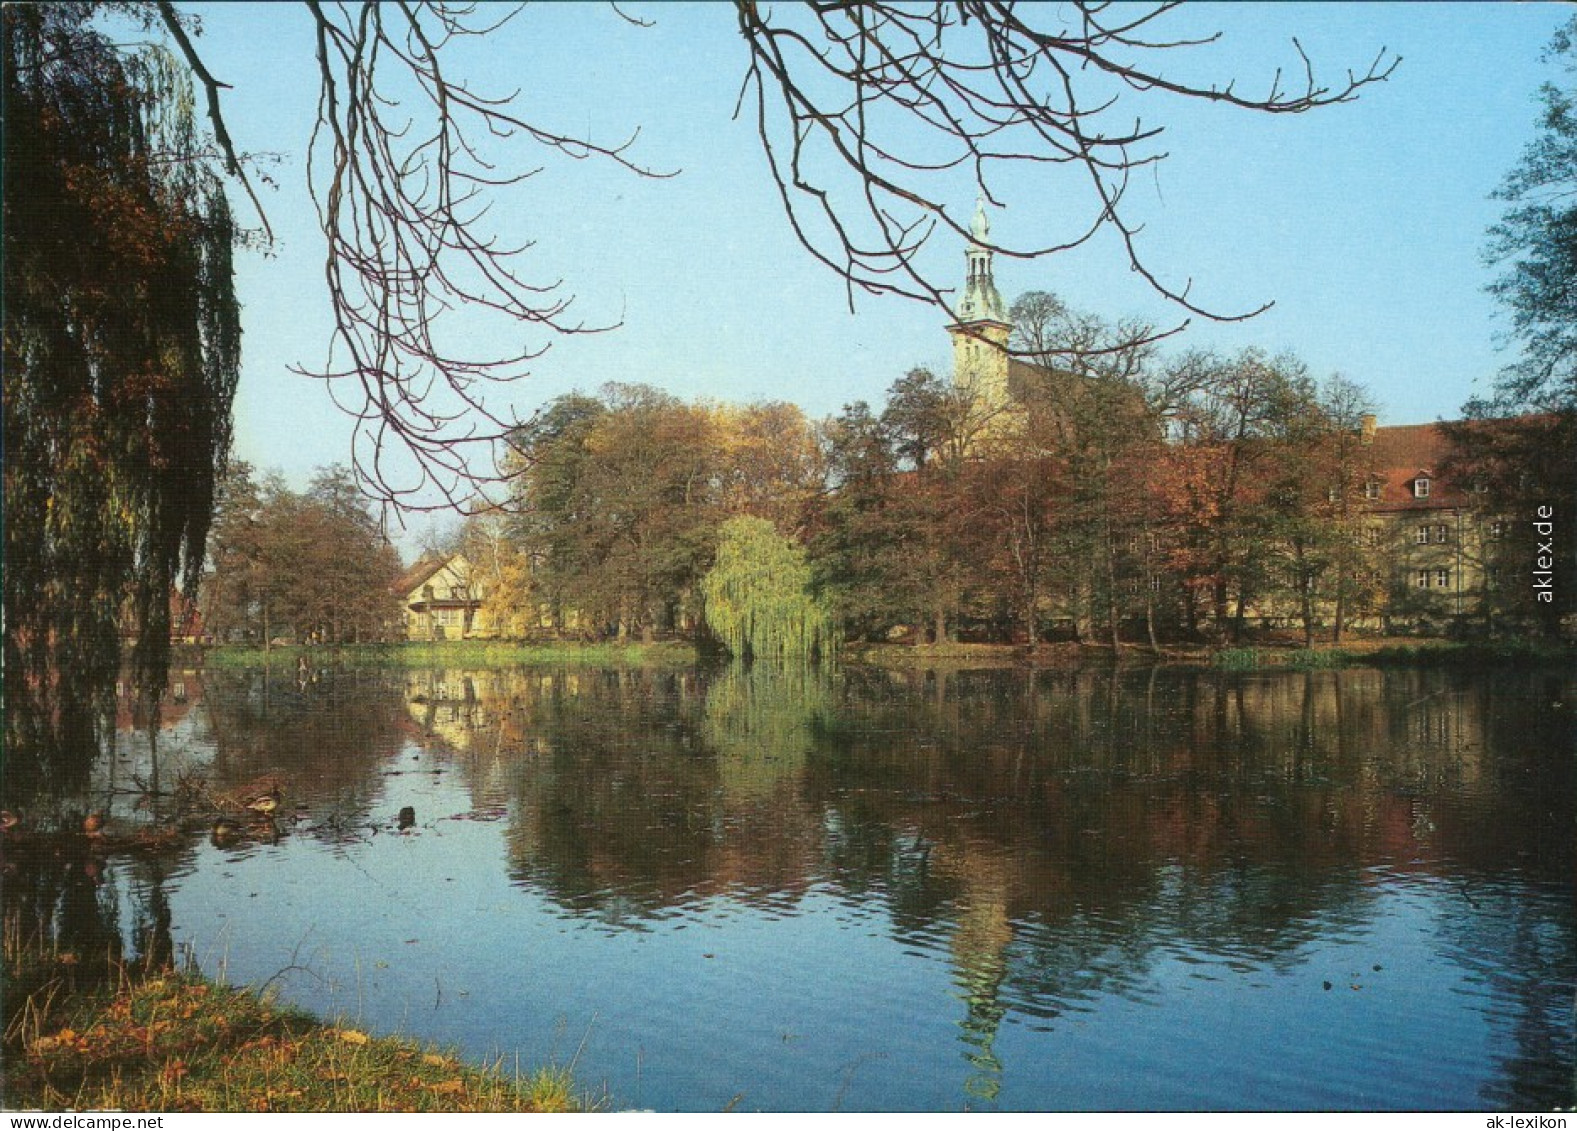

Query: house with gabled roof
[393,554,487,641]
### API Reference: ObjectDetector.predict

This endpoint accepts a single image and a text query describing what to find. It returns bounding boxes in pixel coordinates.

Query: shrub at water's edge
[3,953,591,1113]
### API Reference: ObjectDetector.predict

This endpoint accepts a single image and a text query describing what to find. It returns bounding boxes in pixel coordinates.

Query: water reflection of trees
[454,662,1572,1105]
[490,667,827,919]
[2,840,187,1017]
[198,667,410,833]
[27,659,1562,1106]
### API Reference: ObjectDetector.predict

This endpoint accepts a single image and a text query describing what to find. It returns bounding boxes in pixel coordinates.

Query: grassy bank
[2,953,589,1112]
[195,636,1573,675]
[202,639,699,669]
[1209,637,1577,671]
[839,637,1576,672]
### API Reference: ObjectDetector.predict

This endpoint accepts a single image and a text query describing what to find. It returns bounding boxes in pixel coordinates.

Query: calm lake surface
[20,661,1576,1111]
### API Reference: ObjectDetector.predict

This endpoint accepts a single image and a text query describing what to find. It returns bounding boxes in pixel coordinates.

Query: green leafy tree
[3,4,240,786]
[1450,16,1577,636]
[1485,16,1577,413]
[702,516,834,664]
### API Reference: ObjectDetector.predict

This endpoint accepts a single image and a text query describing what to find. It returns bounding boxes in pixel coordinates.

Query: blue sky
[184,2,1570,549]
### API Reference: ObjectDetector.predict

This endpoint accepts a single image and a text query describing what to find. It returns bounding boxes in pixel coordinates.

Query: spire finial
[970,194,990,242]
[956,195,1006,324]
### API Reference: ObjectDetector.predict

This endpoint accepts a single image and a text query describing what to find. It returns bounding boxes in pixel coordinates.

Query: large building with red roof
[947,206,1513,633]
[1356,417,1501,625]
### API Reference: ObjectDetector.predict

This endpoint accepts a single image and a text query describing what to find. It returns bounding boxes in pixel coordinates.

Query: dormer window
[1364,480,1380,501]
[1413,477,1431,499]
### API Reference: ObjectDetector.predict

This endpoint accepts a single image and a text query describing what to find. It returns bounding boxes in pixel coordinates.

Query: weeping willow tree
[701,516,835,664]
[3,4,241,793]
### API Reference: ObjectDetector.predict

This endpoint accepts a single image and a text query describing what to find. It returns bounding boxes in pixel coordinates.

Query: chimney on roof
[1360,414,1377,446]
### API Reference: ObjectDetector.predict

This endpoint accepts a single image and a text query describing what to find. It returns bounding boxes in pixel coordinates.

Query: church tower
[947,197,1013,423]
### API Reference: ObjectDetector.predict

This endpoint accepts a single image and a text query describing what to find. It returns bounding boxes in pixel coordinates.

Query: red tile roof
[1364,422,1468,513]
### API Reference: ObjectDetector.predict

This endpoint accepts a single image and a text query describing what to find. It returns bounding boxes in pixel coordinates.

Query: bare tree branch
[736,1,1398,331]
[160,1,1395,515]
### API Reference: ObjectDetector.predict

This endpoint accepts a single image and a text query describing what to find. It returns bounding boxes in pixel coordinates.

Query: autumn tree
[1311,376,1383,643]
[1247,375,1372,647]
[807,403,904,638]
[711,401,825,535]
[297,466,405,642]
[808,374,980,644]
[1154,349,1329,643]
[879,369,979,643]
[1009,293,1164,648]
[201,462,269,645]
[510,387,723,641]
[3,4,240,786]
[505,393,609,634]
[963,448,1069,647]
[456,512,539,640]
[202,466,402,645]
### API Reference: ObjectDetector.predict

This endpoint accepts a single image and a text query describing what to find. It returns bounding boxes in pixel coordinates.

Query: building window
[1488,520,1506,540]
[1363,528,1381,547]
[1415,525,1429,545]
[1415,569,1430,589]
[1414,477,1431,499]
[1435,569,1451,588]
[1432,524,1449,544]
[1364,480,1381,500]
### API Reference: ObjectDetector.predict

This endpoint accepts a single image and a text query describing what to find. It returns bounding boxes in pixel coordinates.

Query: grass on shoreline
[201,638,698,669]
[840,636,1575,671]
[194,635,1574,675]
[1209,637,1576,671]
[3,954,589,1113]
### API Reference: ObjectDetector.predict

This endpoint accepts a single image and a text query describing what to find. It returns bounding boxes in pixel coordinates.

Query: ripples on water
[5,663,1572,1111]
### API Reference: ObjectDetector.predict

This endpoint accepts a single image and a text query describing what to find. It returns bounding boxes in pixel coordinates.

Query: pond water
[9,661,1574,1111]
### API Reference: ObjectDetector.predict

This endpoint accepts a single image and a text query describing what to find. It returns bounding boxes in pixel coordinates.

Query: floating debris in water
[445,807,508,823]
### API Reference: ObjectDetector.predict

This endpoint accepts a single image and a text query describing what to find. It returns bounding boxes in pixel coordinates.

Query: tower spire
[957,195,1008,325]
[947,196,1014,447]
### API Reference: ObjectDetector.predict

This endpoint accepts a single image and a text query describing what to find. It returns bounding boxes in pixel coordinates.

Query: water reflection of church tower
[944,847,1015,1103]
